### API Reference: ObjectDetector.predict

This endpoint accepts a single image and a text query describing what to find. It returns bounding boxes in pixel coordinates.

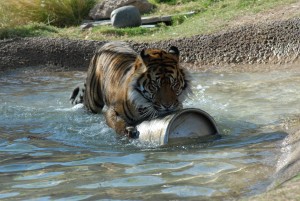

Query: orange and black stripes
[71,41,191,135]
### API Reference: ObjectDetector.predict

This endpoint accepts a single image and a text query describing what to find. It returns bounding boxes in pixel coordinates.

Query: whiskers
[138,104,159,120]
[138,103,181,121]
[129,87,159,120]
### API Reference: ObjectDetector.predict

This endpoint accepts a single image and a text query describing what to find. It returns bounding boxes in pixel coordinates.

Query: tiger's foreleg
[105,107,139,138]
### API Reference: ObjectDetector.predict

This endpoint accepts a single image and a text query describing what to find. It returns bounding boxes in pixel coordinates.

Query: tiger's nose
[161,102,175,110]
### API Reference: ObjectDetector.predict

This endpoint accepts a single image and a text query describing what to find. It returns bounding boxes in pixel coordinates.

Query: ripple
[162,186,216,197]
[0,143,41,153]
[125,162,193,174]
[0,162,55,173]
[0,192,20,199]
[53,195,93,201]
[22,196,51,201]
[78,176,165,189]
[12,180,64,189]
[157,151,246,161]
[15,171,64,181]
[0,153,145,173]
[29,152,53,157]
[172,162,236,176]
[63,153,145,166]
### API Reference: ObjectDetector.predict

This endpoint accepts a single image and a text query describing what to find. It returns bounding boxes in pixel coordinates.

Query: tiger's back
[83,42,138,114]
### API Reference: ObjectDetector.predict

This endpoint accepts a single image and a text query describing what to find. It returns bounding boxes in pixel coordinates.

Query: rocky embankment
[0,18,299,71]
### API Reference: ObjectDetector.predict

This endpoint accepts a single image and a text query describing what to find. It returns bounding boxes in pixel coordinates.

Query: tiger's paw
[125,126,140,139]
[69,84,85,105]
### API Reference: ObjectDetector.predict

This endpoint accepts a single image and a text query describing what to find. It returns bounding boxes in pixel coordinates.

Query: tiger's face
[130,46,191,119]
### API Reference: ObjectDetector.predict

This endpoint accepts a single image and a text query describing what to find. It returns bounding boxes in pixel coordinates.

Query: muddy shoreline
[1,18,299,72]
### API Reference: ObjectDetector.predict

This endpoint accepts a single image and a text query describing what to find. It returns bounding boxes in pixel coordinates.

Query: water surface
[1,66,300,200]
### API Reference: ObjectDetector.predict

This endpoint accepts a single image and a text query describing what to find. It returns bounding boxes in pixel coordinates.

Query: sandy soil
[229,1,300,27]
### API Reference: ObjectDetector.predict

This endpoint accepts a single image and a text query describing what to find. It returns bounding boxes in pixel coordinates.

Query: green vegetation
[0,0,95,28]
[0,0,299,41]
[0,23,58,39]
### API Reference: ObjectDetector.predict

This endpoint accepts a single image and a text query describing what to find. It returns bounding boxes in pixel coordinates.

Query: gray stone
[89,0,153,20]
[111,6,142,28]
[80,23,94,30]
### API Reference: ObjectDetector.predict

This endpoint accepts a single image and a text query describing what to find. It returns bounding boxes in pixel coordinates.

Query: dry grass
[0,0,299,41]
[0,0,95,28]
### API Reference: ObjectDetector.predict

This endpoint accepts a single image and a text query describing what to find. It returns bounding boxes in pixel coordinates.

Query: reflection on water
[1,66,300,200]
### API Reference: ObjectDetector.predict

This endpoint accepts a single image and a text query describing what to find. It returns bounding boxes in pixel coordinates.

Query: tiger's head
[129,46,191,119]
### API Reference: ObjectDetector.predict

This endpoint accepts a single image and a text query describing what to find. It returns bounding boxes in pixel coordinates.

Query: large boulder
[111,6,141,28]
[89,0,153,20]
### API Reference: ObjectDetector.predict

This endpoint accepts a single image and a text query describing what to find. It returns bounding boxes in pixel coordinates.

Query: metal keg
[137,108,220,146]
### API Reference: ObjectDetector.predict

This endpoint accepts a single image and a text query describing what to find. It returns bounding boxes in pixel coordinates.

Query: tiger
[70,41,191,138]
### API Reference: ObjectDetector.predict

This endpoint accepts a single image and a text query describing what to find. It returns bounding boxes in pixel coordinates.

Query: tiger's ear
[168,46,179,56]
[168,46,180,61]
[135,50,148,72]
[140,48,152,67]
[140,49,149,60]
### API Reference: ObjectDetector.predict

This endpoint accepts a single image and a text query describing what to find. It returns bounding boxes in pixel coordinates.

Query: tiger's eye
[149,80,158,91]
[172,80,179,89]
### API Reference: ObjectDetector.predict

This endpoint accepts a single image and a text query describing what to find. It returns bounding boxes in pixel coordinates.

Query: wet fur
[70,42,191,136]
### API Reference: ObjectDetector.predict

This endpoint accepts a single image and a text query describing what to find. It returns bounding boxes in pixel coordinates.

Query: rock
[80,23,94,30]
[111,6,141,28]
[89,0,153,20]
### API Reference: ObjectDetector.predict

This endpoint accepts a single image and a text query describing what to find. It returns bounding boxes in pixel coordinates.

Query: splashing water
[0,66,300,200]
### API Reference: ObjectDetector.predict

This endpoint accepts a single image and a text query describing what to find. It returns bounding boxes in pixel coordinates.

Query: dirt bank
[1,18,299,71]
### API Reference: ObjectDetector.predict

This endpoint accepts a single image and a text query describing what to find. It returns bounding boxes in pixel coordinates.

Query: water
[1,66,300,200]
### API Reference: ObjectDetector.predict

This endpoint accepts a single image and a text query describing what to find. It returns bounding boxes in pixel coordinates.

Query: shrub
[0,0,96,28]
[172,14,187,25]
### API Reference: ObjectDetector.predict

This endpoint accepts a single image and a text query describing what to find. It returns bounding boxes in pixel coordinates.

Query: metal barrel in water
[136,108,220,146]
